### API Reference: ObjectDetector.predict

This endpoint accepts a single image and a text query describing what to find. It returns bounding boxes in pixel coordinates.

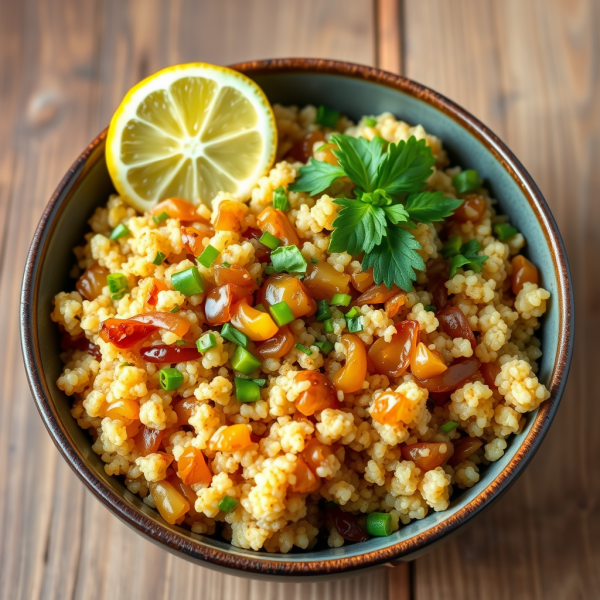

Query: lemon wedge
[106,63,277,212]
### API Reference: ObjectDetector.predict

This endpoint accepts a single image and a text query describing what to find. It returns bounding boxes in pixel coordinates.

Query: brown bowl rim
[21,58,574,577]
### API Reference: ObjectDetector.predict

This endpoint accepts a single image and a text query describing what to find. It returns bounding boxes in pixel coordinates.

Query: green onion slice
[110,223,130,241]
[345,306,361,319]
[221,323,249,348]
[107,273,128,300]
[152,211,169,224]
[152,251,166,265]
[316,104,340,128]
[493,223,519,241]
[366,512,392,537]
[272,186,291,212]
[198,244,220,268]
[197,333,217,353]
[364,117,378,127]
[331,293,352,306]
[258,231,282,250]
[314,339,334,354]
[234,377,261,403]
[295,343,312,356]
[324,319,334,334]
[159,368,183,391]
[316,299,332,321]
[218,496,239,513]
[347,316,364,333]
[231,346,261,375]
[171,266,205,296]
[453,169,482,194]
[439,420,460,434]
[269,301,295,326]
[170,305,181,313]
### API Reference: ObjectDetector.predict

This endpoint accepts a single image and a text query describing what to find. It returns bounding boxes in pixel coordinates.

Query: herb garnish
[289,134,464,290]
[442,237,489,277]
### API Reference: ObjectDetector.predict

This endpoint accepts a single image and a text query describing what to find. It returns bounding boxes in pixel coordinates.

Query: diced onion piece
[230,299,279,342]
[177,446,212,485]
[303,261,350,300]
[149,480,190,525]
[410,342,447,380]
[368,320,419,378]
[212,424,253,452]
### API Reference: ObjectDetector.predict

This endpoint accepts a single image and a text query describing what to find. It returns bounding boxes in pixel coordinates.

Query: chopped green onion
[316,105,340,128]
[366,512,392,537]
[234,377,261,402]
[254,303,266,313]
[331,293,352,307]
[324,319,334,334]
[159,368,183,391]
[269,301,295,326]
[441,236,462,258]
[264,265,276,275]
[198,244,220,268]
[218,496,239,513]
[424,305,437,312]
[197,333,217,353]
[176,340,186,346]
[315,339,334,354]
[170,305,181,313]
[295,343,312,356]
[221,323,249,348]
[440,420,460,434]
[153,251,166,265]
[171,266,205,296]
[110,223,130,240]
[364,117,378,127]
[270,245,307,273]
[493,223,519,241]
[107,273,128,300]
[259,231,282,250]
[272,186,291,212]
[252,378,267,387]
[347,316,364,333]
[152,211,169,224]
[316,299,332,321]
[222,261,231,268]
[345,306,361,319]
[310,258,319,264]
[231,346,261,375]
[453,169,481,194]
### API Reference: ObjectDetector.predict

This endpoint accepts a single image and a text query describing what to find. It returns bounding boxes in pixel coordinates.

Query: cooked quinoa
[52,105,550,552]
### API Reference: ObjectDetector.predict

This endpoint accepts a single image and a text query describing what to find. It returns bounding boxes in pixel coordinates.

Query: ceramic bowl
[21,58,574,580]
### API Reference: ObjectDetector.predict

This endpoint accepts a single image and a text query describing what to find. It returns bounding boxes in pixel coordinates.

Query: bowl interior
[26,67,564,572]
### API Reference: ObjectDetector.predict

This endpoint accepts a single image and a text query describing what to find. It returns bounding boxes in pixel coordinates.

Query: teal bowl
[20,59,573,580]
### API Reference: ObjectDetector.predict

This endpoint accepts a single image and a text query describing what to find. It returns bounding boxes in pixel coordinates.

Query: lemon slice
[106,63,277,212]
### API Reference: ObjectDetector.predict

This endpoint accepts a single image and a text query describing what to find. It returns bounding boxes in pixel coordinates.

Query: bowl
[20,58,574,580]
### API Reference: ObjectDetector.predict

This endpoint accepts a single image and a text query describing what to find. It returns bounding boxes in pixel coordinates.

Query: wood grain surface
[1,0,597,598]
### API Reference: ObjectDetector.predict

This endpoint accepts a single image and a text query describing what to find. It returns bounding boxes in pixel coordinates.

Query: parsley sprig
[289,134,463,290]
[442,237,489,277]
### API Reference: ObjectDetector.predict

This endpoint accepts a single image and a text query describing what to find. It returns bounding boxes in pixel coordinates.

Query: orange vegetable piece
[135,426,165,456]
[205,284,235,326]
[303,261,351,300]
[511,255,539,295]
[286,131,325,163]
[411,342,447,380]
[230,298,279,341]
[371,391,416,426]
[214,200,245,233]
[256,206,300,247]
[302,437,335,474]
[149,480,190,525]
[214,264,257,299]
[331,334,367,394]
[291,456,320,493]
[146,278,168,307]
[213,424,253,452]
[99,319,158,349]
[257,273,317,318]
[177,446,212,486]
[151,198,199,222]
[368,320,419,378]
[453,194,486,223]
[130,311,191,338]
[448,438,483,466]
[351,268,375,293]
[173,398,198,426]
[356,282,400,306]
[104,398,140,421]
[166,474,202,518]
[181,226,207,257]
[384,292,407,318]
[314,143,339,166]
[401,442,454,472]
[417,357,481,393]
[295,371,340,416]
[76,261,108,300]
[255,325,295,359]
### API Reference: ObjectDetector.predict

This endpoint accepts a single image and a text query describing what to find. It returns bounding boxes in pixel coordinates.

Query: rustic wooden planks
[403,1,600,598]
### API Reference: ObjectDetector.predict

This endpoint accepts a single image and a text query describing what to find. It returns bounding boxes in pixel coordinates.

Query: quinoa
[52,106,550,553]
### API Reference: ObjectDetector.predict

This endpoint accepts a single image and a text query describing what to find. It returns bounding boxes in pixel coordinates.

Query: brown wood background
[1,0,598,598]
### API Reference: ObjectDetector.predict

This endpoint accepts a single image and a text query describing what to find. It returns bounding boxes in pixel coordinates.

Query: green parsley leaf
[461,238,482,256]
[269,245,308,273]
[329,199,387,254]
[330,134,384,192]
[405,191,463,224]
[383,203,410,224]
[288,158,346,196]
[374,137,436,195]
[448,238,488,277]
[363,226,425,291]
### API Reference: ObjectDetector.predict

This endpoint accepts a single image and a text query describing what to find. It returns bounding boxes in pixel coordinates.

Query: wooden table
[2,1,597,598]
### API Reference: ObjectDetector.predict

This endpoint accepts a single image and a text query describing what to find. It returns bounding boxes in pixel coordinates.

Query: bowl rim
[20,57,574,577]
